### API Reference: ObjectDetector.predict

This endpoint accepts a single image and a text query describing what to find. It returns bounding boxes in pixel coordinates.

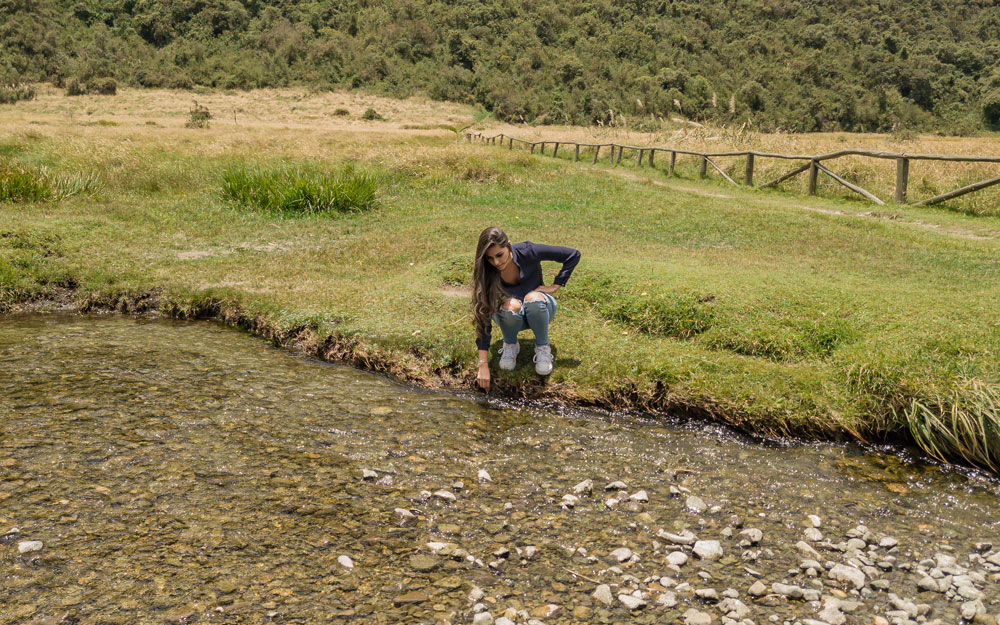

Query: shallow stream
[2,315,998,625]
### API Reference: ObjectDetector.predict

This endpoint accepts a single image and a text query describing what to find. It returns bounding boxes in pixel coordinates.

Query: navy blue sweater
[476,241,581,350]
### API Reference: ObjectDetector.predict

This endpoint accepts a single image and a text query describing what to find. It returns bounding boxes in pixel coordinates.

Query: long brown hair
[472,226,510,340]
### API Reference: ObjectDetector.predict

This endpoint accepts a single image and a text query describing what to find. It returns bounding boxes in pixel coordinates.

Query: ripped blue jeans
[492,293,557,346]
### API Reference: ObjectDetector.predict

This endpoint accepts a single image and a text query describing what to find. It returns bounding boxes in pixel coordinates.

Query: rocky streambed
[1,315,999,625]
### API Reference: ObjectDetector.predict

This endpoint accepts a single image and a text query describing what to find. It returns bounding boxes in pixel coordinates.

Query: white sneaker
[533,344,554,376]
[499,342,519,370]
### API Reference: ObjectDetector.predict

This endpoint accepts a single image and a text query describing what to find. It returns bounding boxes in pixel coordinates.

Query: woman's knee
[524,291,546,303]
[501,298,522,313]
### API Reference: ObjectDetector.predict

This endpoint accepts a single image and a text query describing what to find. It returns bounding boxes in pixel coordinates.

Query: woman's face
[485,243,512,271]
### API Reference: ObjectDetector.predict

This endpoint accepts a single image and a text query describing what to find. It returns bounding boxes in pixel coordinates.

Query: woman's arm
[476,348,490,391]
[532,243,581,287]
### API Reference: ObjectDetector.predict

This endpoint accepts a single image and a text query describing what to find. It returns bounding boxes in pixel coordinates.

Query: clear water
[1,315,997,624]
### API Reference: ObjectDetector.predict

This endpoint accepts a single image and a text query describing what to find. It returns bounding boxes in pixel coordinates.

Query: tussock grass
[908,382,1000,473]
[0,162,51,202]
[0,160,102,203]
[220,164,380,216]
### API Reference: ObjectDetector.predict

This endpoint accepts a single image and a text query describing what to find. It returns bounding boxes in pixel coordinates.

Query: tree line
[3,0,1000,133]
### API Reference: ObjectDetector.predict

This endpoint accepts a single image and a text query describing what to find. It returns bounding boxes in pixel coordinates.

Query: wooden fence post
[744,153,754,186]
[540,142,546,156]
[700,156,708,178]
[509,138,513,150]
[649,149,655,168]
[609,145,616,164]
[530,143,536,154]
[574,144,580,161]
[553,143,560,158]
[895,157,909,203]
[593,145,600,163]
[808,160,818,195]
[616,147,624,164]
[669,151,676,176]
[638,149,644,166]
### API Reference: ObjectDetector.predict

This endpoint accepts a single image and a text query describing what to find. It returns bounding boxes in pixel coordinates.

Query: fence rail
[466,131,1000,207]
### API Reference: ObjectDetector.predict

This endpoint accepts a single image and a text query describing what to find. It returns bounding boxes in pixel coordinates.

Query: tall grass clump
[0,161,102,203]
[906,381,1000,473]
[220,164,380,216]
[1,162,52,202]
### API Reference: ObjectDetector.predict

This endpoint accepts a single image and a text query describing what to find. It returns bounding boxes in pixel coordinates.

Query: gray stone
[694,540,724,561]
[738,528,763,545]
[772,583,804,599]
[805,528,824,542]
[630,490,649,503]
[829,564,865,589]
[658,591,678,607]
[719,598,750,620]
[807,515,822,528]
[572,479,592,494]
[796,541,822,560]
[935,553,957,569]
[561,493,579,508]
[748,581,767,597]
[433,489,457,502]
[879,537,899,549]
[961,601,986,620]
[696,588,719,602]
[469,587,485,603]
[684,609,714,625]
[687,496,708,513]
[619,594,647,610]
[818,597,846,625]
[17,540,43,554]
[667,551,689,566]
[473,612,494,625]
[957,585,983,601]
[659,529,698,545]
[609,547,633,562]
[592,584,613,606]
[846,538,867,551]
[605,480,627,490]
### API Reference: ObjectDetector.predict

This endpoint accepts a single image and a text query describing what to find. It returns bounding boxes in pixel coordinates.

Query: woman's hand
[477,361,491,392]
[535,284,561,295]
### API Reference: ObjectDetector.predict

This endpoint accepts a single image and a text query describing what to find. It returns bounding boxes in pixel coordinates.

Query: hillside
[3,0,1000,133]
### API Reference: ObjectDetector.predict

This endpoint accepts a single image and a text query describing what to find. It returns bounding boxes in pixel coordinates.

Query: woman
[473,226,581,391]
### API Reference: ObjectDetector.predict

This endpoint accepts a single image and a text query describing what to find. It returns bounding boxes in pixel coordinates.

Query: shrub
[185,102,212,128]
[333,108,350,116]
[65,78,86,96]
[220,163,380,216]
[86,77,117,95]
[982,89,1000,130]
[361,107,383,121]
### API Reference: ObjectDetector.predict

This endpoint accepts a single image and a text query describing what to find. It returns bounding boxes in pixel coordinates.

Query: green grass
[2,125,1000,473]
[220,164,381,216]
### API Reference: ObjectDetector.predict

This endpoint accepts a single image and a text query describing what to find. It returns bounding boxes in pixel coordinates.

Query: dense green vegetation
[3,0,1000,132]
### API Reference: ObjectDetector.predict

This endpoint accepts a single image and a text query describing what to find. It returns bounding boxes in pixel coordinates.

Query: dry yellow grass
[2,84,475,135]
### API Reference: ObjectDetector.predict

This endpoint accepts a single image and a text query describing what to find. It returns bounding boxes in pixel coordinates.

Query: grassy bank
[2,88,1000,472]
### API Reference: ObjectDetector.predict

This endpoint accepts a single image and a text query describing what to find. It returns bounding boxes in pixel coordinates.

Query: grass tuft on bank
[221,164,380,216]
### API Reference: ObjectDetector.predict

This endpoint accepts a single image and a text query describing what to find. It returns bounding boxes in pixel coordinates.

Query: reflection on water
[1,315,998,624]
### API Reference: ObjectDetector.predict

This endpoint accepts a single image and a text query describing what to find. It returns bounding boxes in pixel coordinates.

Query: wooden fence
[466,131,1000,207]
